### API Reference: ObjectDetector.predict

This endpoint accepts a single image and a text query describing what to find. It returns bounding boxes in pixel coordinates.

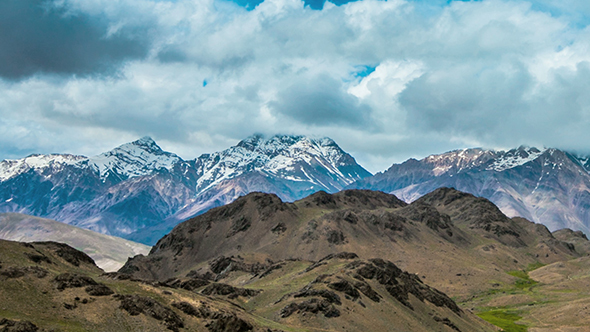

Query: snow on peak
[134,136,160,149]
[486,146,546,172]
[0,154,86,181]
[423,146,547,175]
[88,137,182,180]
[0,137,183,183]
[194,134,363,193]
[424,148,494,176]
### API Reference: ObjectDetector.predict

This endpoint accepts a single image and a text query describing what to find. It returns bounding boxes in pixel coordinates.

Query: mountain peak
[89,137,182,181]
[486,146,546,172]
[133,136,158,148]
[117,136,163,155]
[192,134,371,196]
[236,134,266,150]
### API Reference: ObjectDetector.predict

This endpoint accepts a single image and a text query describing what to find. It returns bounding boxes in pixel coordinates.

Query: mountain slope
[350,146,590,235]
[118,188,590,331]
[0,134,371,244]
[0,213,150,271]
[0,237,496,332]
[122,188,583,299]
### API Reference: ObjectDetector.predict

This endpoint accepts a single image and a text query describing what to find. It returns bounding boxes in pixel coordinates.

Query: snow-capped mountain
[159,135,371,227]
[0,136,181,183]
[350,146,590,235]
[0,134,370,244]
[87,136,183,182]
[0,154,87,182]
[193,134,367,194]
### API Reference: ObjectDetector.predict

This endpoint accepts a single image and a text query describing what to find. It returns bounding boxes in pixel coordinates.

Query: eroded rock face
[25,253,52,265]
[206,314,253,332]
[85,284,114,296]
[157,277,210,291]
[115,294,184,332]
[208,256,270,276]
[201,283,261,299]
[1,266,48,279]
[350,259,462,314]
[0,318,39,332]
[280,299,340,318]
[171,302,214,319]
[327,280,360,299]
[54,273,98,291]
[170,302,253,332]
[294,288,341,305]
[35,242,96,267]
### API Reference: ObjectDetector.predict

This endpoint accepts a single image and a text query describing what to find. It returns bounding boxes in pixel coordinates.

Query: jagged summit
[0,137,181,183]
[88,137,182,181]
[192,134,371,195]
[134,136,159,147]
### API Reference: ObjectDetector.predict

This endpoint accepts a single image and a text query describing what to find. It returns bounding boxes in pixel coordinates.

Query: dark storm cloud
[270,74,371,128]
[0,0,150,80]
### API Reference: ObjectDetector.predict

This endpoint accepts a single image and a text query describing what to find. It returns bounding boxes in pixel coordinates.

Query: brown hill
[0,239,496,332]
[122,188,583,299]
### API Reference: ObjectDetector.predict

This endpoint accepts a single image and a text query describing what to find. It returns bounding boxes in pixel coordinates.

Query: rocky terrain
[3,188,590,331]
[0,213,150,271]
[0,238,495,331]
[0,135,370,244]
[350,146,590,236]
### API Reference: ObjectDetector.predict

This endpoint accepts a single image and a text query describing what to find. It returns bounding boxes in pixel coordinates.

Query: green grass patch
[525,262,545,272]
[477,309,527,332]
[507,270,538,290]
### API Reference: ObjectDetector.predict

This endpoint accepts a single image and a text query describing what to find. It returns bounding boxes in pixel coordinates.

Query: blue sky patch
[354,65,377,78]
[228,0,358,10]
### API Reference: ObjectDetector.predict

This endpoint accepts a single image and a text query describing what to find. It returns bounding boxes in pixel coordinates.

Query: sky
[2,0,590,173]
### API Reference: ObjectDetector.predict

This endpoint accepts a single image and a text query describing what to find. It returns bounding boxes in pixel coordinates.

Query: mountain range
[2,135,590,245]
[0,135,370,244]
[3,187,589,331]
[0,188,590,332]
[350,146,590,235]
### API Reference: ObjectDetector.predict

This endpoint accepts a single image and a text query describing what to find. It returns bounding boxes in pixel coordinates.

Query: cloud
[3,0,590,172]
[0,0,150,80]
[270,73,372,127]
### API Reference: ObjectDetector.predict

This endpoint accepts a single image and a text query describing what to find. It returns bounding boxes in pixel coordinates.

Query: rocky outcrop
[201,283,261,299]
[351,258,462,314]
[115,294,184,332]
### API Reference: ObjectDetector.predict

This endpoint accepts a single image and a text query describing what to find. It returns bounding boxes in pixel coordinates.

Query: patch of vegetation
[525,262,545,272]
[477,309,527,332]
[507,270,538,290]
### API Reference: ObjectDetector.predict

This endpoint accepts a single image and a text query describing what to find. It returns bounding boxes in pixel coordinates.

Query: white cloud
[2,0,590,172]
